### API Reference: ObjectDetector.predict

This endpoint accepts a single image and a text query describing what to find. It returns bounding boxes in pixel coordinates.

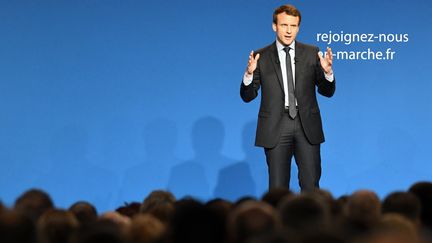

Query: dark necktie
[283,46,297,119]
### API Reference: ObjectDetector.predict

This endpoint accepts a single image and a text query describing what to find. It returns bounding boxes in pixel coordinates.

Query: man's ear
[272,23,276,32]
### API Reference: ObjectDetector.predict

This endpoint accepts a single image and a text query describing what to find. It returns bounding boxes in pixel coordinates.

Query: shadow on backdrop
[34,124,118,211]
[214,120,260,200]
[119,118,180,203]
[167,116,235,200]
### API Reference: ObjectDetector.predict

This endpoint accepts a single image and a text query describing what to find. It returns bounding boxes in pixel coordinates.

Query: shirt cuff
[324,71,334,82]
[243,73,253,86]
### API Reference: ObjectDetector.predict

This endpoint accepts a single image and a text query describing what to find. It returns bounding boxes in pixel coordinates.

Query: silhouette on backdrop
[168,116,235,200]
[120,118,180,203]
[214,121,258,200]
[35,124,117,211]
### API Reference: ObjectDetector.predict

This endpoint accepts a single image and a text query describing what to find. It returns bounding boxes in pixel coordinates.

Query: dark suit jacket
[240,41,335,148]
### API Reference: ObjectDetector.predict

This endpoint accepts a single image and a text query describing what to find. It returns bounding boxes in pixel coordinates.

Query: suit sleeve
[240,52,262,103]
[314,47,336,98]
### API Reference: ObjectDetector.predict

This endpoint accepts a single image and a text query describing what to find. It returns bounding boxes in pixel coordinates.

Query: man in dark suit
[240,4,335,191]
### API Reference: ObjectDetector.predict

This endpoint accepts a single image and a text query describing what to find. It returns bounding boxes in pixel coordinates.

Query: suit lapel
[269,42,284,91]
[294,41,305,96]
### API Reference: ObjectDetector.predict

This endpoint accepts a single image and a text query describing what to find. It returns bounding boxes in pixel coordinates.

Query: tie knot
[283,46,291,53]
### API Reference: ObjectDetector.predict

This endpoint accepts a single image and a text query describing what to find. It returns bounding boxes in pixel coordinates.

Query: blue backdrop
[1,0,431,212]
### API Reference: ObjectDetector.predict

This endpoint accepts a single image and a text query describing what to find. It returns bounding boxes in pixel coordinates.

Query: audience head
[205,199,233,241]
[128,214,166,243]
[278,194,329,234]
[0,210,36,243]
[206,198,233,217]
[382,191,421,224]
[345,190,381,227]
[228,200,281,243]
[304,189,336,217]
[355,213,420,243]
[77,219,127,243]
[305,189,334,205]
[141,190,176,210]
[116,202,141,218]
[409,181,432,229]
[100,211,131,229]
[233,196,257,208]
[261,187,293,208]
[170,198,225,243]
[69,201,98,226]
[14,188,54,222]
[334,195,349,216]
[206,198,233,233]
[140,190,176,224]
[37,209,79,243]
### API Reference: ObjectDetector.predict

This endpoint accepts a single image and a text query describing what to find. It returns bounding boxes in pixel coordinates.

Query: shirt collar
[276,39,296,52]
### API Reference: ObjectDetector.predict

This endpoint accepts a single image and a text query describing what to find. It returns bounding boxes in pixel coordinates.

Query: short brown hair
[273,4,301,26]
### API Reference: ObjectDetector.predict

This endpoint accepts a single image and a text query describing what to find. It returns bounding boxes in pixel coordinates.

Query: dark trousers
[264,111,321,192]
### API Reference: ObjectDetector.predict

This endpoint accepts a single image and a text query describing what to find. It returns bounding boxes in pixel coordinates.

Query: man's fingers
[246,51,260,75]
[326,47,333,61]
[254,53,260,62]
[249,51,255,61]
[317,51,324,61]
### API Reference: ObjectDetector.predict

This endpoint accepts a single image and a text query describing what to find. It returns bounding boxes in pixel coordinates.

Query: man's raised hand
[318,47,333,75]
[245,51,260,78]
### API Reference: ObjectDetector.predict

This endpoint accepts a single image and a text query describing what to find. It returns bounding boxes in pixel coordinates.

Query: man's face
[272,13,300,46]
